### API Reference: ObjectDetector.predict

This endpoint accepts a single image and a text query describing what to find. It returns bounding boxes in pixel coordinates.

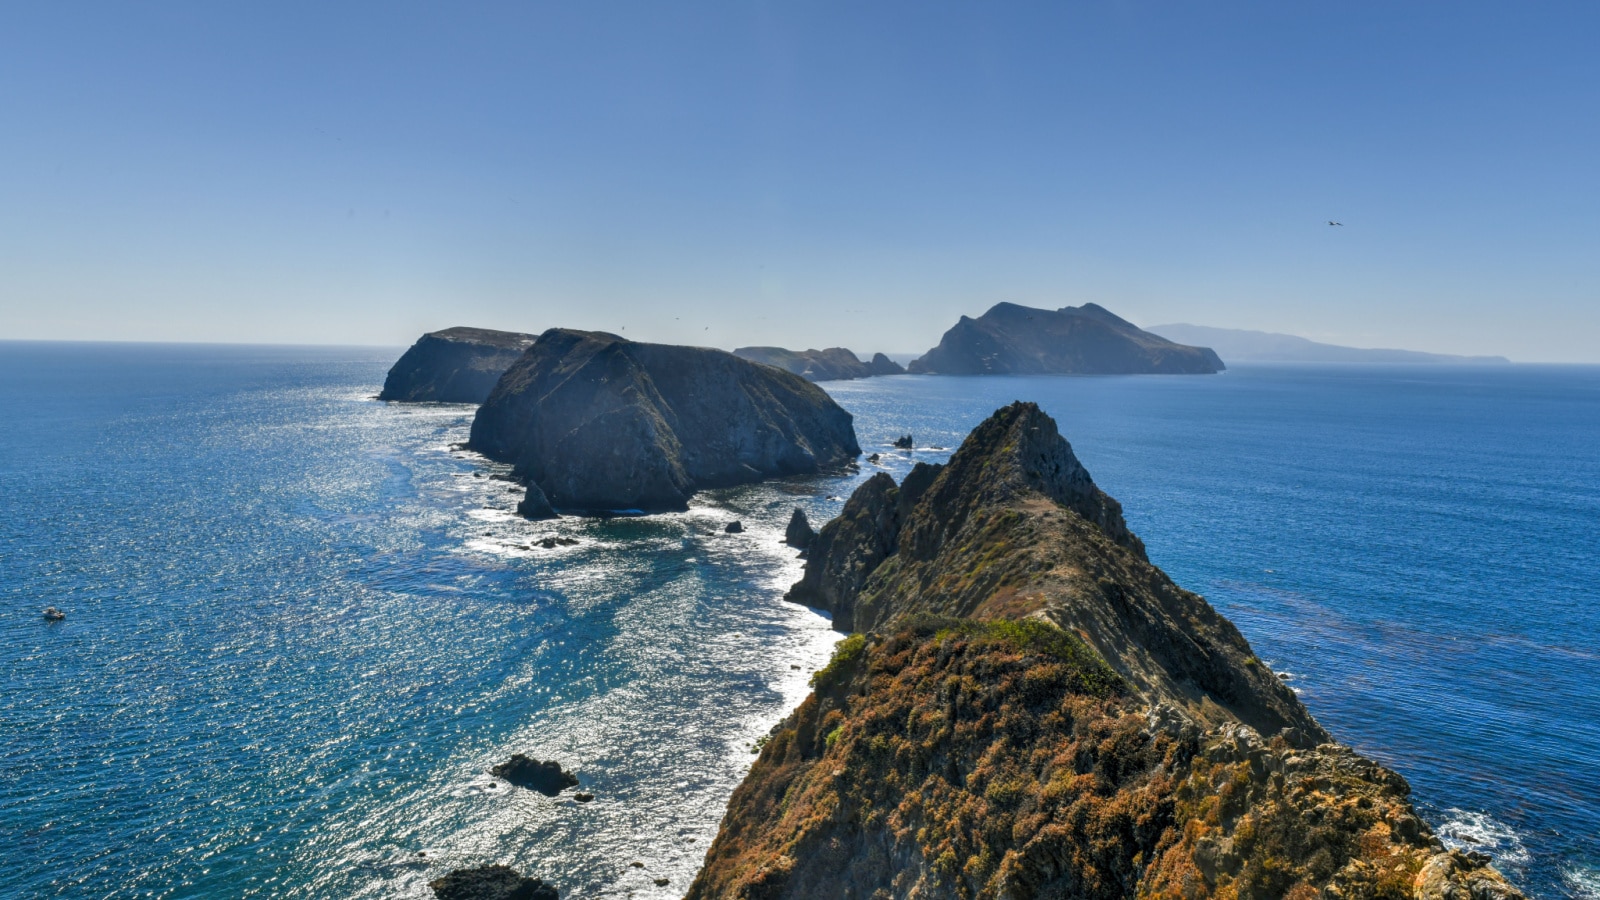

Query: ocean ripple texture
[2,343,1596,899]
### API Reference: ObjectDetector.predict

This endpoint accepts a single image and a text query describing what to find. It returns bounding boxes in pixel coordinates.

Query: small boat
[42,606,65,621]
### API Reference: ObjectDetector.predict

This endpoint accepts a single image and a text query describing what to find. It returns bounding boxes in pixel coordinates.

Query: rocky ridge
[379,327,539,403]
[734,346,906,381]
[687,402,1522,900]
[908,303,1224,375]
[468,329,860,515]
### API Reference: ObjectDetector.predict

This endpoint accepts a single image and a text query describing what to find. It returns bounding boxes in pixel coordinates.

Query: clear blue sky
[3,2,1597,360]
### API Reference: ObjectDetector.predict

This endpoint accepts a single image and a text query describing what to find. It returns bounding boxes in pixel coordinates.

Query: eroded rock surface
[688,402,1521,900]
[470,330,859,514]
[379,327,538,403]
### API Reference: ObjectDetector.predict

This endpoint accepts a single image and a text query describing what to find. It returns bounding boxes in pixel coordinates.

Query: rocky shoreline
[684,402,1521,900]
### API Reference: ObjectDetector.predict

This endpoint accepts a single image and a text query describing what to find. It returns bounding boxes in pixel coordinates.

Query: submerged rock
[490,755,579,796]
[784,508,816,549]
[469,330,859,515]
[428,864,558,900]
[906,302,1224,375]
[379,327,538,403]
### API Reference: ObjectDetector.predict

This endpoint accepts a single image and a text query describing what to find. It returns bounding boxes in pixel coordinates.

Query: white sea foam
[1435,808,1532,868]
[1565,865,1600,900]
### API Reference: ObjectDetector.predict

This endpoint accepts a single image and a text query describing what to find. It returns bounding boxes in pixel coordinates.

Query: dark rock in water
[379,327,539,403]
[733,346,875,382]
[654,878,670,887]
[629,861,645,868]
[469,329,860,515]
[556,537,579,546]
[891,434,913,449]
[429,864,558,900]
[490,754,579,796]
[906,302,1224,375]
[517,484,558,520]
[866,453,880,464]
[537,537,559,549]
[865,353,905,376]
[784,509,815,549]
[724,521,743,534]
[573,792,595,803]
[42,606,65,621]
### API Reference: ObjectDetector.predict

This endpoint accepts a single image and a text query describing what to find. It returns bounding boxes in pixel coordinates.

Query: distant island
[687,402,1524,900]
[1148,323,1511,365]
[378,327,538,403]
[733,346,905,381]
[908,302,1224,375]
[467,329,860,516]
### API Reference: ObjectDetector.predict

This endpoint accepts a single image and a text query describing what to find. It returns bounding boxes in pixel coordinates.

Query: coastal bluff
[379,327,538,403]
[908,302,1225,375]
[687,402,1521,900]
[468,329,860,515]
[734,346,906,381]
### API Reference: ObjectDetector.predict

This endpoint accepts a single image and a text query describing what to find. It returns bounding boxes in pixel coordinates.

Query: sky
[2,2,1597,361]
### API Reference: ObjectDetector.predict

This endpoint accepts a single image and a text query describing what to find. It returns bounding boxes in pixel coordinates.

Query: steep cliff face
[468,329,860,514]
[734,346,905,381]
[907,303,1224,375]
[378,327,539,403]
[690,402,1523,900]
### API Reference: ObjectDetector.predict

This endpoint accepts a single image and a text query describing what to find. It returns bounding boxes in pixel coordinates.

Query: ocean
[2,342,1595,899]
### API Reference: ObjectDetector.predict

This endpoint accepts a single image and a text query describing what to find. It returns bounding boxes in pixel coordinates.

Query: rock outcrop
[784,508,816,549]
[907,303,1224,375]
[469,330,860,515]
[866,352,907,376]
[733,346,902,381]
[429,864,558,900]
[490,755,579,796]
[379,327,539,403]
[687,402,1523,900]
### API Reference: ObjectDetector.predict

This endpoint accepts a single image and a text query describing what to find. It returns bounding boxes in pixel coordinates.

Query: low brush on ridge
[688,401,1524,900]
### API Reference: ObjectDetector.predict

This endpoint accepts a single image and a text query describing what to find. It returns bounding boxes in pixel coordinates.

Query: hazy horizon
[4,4,1597,361]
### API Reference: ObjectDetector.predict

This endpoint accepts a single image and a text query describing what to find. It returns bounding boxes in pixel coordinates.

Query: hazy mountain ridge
[1149,324,1511,365]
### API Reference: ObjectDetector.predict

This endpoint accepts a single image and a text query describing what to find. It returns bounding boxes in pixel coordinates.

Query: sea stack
[379,327,539,403]
[686,402,1523,900]
[469,329,860,515]
[907,302,1224,375]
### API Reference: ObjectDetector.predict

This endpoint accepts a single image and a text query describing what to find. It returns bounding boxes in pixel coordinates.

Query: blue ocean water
[2,343,1596,899]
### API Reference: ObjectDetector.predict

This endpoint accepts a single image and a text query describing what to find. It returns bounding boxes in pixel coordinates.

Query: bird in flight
[1328,220,1344,226]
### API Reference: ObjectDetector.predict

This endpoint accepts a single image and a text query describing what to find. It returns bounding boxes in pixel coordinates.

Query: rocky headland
[686,402,1521,900]
[468,329,861,515]
[907,303,1225,375]
[734,346,906,381]
[379,327,539,403]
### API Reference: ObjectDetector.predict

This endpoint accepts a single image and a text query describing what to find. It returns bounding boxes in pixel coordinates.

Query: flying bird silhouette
[1328,220,1344,226]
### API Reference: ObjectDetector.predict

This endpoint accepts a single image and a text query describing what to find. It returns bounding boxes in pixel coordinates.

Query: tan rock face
[693,402,1523,900]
